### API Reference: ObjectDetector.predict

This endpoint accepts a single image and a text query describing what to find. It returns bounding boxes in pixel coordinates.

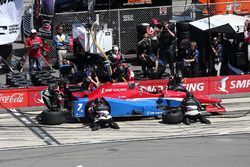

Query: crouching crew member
[182,92,211,125]
[88,98,120,131]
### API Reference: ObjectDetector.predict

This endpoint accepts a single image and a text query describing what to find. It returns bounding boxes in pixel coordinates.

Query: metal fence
[22,1,250,61]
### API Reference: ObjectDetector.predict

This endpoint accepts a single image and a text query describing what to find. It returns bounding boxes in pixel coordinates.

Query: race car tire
[37,109,64,125]
[162,108,184,124]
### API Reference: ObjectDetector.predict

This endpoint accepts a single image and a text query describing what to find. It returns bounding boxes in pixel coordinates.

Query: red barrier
[0,74,250,109]
[0,88,29,108]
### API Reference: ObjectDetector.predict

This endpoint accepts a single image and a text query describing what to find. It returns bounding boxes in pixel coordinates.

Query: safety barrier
[0,74,250,109]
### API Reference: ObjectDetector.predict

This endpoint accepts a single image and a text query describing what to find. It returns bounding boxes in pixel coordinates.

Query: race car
[39,81,225,125]
[71,82,225,119]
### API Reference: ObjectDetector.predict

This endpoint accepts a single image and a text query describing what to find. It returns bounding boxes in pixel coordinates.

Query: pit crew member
[88,98,120,131]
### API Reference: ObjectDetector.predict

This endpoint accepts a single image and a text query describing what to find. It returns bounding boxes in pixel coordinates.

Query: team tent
[189,14,249,34]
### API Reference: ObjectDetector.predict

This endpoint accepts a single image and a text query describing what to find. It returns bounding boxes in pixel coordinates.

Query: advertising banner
[0,88,28,108]
[0,0,24,45]
[209,74,250,94]
[28,86,47,107]
[33,0,56,38]
[0,75,250,109]
[137,77,210,95]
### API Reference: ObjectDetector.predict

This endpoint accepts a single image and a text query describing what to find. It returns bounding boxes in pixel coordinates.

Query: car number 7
[77,103,83,112]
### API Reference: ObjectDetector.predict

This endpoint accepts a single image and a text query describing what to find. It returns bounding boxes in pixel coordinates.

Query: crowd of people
[137,18,250,78]
[25,18,250,84]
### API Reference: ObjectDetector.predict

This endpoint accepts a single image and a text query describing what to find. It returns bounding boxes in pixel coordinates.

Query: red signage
[0,88,28,108]
[209,75,250,94]
[28,86,47,107]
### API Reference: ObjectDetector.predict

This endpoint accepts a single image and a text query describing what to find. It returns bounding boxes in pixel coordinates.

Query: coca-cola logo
[0,93,24,103]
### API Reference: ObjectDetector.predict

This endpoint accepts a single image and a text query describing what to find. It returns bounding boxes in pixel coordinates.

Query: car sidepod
[104,97,183,117]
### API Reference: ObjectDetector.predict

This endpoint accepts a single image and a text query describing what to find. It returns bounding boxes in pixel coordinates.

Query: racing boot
[90,122,99,131]
[199,116,211,124]
[183,117,191,125]
[109,122,120,129]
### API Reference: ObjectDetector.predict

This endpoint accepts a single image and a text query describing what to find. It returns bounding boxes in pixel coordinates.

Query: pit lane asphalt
[0,96,249,150]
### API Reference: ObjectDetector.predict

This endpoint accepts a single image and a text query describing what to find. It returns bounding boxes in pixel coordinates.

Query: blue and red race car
[70,82,225,119]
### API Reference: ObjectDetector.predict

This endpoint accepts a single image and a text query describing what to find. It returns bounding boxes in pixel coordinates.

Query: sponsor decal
[215,76,229,93]
[101,88,127,93]
[0,93,24,103]
[33,90,44,104]
[230,79,250,89]
[144,85,164,92]
[184,83,205,92]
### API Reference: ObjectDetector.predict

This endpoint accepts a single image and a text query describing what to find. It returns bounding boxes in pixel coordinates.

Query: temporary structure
[189,14,249,34]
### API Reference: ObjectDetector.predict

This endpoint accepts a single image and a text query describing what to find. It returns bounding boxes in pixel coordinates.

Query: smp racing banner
[33,0,56,38]
[0,0,24,45]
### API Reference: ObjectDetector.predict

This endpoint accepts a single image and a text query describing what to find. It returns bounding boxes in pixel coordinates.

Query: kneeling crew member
[88,98,120,131]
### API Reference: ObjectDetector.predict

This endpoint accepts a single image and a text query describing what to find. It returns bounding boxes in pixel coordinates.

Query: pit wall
[0,75,250,109]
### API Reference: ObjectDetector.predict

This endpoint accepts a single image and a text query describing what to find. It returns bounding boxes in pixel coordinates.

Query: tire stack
[31,71,58,86]
[6,72,30,88]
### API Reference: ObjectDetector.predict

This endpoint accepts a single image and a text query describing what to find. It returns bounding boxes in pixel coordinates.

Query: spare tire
[162,108,184,124]
[37,109,64,125]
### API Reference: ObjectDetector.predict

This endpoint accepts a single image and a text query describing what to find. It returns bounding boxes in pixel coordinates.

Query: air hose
[90,22,127,82]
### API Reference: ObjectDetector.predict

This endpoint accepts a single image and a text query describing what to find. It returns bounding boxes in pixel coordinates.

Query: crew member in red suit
[25,29,43,75]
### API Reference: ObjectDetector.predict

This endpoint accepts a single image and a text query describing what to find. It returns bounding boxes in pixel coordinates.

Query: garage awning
[189,14,249,34]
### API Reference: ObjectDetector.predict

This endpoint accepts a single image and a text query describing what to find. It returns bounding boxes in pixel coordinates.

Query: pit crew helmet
[116,65,125,76]
[112,45,119,54]
[186,91,194,98]
[174,71,183,83]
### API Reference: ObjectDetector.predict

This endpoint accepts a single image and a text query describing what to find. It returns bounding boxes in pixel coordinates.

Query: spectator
[190,41,200,77]
[137,33,152,77]
[244,19,250,43]
[53,26,69,68]
[25,29,43,75]
[146,18,159,56]
[158,21,176,75]
[178,38,191,74]
[211,37,223,76]
[180,39,192,77]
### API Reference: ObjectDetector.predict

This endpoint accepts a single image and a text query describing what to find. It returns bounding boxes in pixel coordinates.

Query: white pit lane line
[7,109,60,146]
